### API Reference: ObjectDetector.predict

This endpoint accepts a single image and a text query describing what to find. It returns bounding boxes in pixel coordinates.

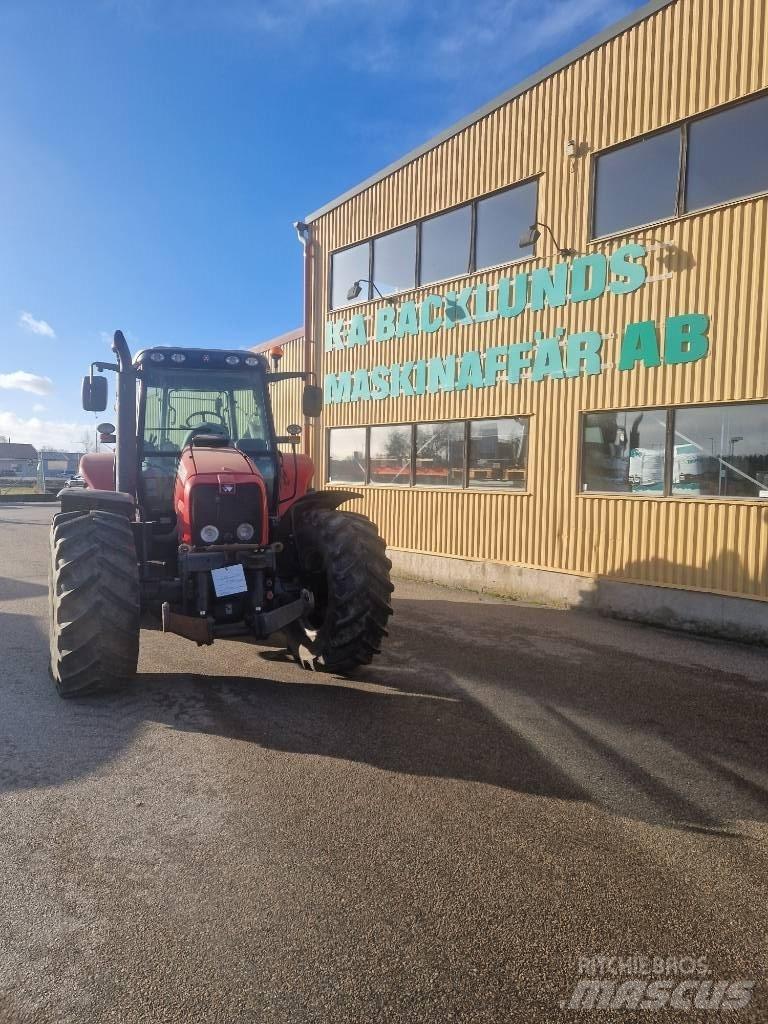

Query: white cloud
[0,371,54,396]
[18,311,56,338]
[105,0,637,82]
[0,410,94,451]
[32,403,46,413]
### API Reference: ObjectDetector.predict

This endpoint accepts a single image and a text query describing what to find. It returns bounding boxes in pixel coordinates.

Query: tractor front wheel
[48,510,140,697]
[285,509,393,673]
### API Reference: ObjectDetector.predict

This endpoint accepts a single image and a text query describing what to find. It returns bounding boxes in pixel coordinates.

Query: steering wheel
[184,410,228,429]
[181,421,231,450]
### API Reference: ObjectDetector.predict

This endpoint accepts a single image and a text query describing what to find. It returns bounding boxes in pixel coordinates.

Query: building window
[475,180,538,271]
[593,129,681,238]
[328,176,542,308]
[468,417,529,489]
[415,422,465,487]
[369,424,412,485]
[328,427,367,483]
[685,93,768,213]
[591,92,768,239]
[580,402,768,500]
[326,417,531,490]
[419,205,472,286]
[330,241,370,310]
[581,409,668,494]
[672,404,768,499]
[372,225,417,296]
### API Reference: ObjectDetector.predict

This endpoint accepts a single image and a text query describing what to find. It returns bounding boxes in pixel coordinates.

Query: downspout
[294,220,315,458]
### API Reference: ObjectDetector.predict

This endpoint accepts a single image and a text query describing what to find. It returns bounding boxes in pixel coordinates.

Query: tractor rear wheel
[48,510,140,697]
[285,508,393,673]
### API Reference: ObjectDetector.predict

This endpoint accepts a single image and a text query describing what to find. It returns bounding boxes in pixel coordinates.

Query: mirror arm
[265,370,311,383]
[92,361,118,374]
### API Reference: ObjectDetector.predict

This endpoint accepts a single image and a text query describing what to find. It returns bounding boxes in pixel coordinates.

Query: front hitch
[160,590,314,646]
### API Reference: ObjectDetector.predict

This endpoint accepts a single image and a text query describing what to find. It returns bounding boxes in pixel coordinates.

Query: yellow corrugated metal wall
[265,336,306,440]
[309,0,768,601]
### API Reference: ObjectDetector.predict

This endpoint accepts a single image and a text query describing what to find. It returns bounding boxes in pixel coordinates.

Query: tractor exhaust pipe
[112,330,138,497]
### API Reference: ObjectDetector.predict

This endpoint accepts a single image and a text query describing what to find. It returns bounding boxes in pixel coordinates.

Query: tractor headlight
[236,522,255,542]
[200,524,220,544]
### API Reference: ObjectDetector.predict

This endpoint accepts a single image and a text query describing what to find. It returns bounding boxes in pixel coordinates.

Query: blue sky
[0,0,642,448]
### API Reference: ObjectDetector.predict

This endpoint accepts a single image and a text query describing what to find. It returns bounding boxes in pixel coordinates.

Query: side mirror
[82,375,108,412]
[302,384,323,418]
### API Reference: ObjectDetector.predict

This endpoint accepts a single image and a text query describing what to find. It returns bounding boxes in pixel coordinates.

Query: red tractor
[48,331,393,697]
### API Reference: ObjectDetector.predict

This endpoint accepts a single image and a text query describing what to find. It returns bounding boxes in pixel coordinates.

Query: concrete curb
[0,494,60,503]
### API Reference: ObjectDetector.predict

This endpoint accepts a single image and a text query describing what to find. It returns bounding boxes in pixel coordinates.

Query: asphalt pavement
[0,502,766,1023]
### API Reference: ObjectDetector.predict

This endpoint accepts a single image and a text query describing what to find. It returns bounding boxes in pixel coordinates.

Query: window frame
[578,399,768,502]
[325,416,532,492]
[467,416,530,492]
[326,425,369,486]
[473,176,541,273]
[371,223,419,298]
[368,423,415,487]
[327,238,373,312]
[578,406,669,497]
[414,419,468,489]
[589,87,768,242]
[589,124,685,241]
[327,176,540,311]
[417,201,474,289]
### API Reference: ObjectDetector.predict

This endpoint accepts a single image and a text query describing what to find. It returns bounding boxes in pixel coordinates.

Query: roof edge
[305,0,675,224]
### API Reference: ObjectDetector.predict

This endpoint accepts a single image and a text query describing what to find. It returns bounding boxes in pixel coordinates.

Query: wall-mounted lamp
[346,279,395,303]
[519,221,577,258]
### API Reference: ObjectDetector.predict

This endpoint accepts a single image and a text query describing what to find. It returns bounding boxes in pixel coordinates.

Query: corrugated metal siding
[263,335,306,440]
[309,0,768,601]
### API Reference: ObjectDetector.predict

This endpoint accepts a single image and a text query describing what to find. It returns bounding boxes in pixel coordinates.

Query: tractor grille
[190,483,263,545]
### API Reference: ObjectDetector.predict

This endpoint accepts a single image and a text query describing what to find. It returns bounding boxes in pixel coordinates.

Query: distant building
[39,451,81,479]
[0,442,38,477]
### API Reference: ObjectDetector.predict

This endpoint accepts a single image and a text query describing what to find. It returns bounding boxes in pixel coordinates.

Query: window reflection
[330,242,370,310]
[373,225,417,296]
[672,405,768,498]
[593,129,680,237]
[328,427,366,483]
[581,410,667,493]
[420,205,472,286]
[686,94,768,212]
[415,422,465,486]
[468,418,528,489]
[370,425,412,485]
[476,181,538,270]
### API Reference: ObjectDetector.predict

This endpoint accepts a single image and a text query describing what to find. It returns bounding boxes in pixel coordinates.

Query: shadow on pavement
[2,581,767,836]
[0,576,49,602]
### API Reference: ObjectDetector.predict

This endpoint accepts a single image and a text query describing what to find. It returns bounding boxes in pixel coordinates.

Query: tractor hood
[182,443,258,478]
[174,441,271,546]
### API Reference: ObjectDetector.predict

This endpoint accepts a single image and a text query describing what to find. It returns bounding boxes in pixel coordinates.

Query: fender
[275,489,361,540]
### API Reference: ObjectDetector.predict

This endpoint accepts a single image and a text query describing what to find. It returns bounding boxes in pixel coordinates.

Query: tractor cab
[133,347,280,527]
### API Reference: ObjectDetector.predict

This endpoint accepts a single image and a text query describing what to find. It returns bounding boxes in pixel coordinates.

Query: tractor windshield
[142,369,270,451]
[139,368,272,517]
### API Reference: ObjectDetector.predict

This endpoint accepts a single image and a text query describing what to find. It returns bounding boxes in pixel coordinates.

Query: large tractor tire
[285,508,393,673]
[48,510,140,697]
